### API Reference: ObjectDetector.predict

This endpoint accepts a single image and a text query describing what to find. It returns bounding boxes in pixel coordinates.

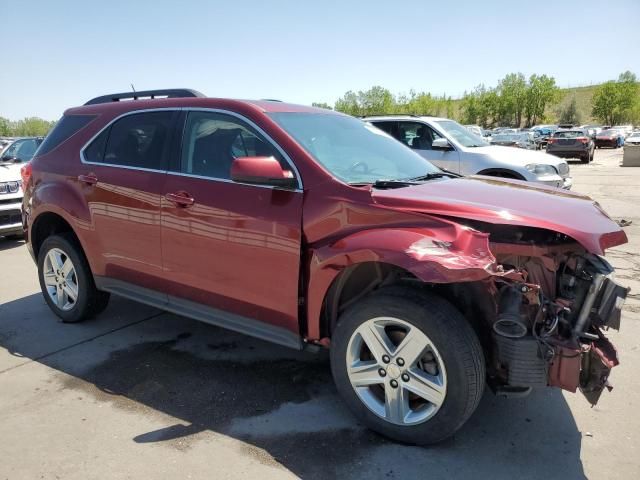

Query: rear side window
[83,128,109,163]
[84,111,173,170]
[37,114,96,156]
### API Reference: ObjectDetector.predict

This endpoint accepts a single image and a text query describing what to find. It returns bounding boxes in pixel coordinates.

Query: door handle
[165,191,195,207]
[78,174,98,185]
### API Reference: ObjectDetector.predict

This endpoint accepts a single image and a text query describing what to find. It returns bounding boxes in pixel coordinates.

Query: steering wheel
[348,161,369,174]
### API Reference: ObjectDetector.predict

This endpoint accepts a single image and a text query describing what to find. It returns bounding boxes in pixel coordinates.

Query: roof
[65,94,339,117]
[363,115,449,122]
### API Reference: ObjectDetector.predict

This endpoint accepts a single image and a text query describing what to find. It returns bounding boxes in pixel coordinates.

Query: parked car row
[18,88,629,445]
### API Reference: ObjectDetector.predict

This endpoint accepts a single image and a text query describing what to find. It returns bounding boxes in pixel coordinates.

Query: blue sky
[1,0,639,120]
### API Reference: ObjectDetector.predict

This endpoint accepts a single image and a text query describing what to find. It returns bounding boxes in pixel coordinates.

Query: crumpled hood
[0,162,22,182]
[372,176,627,254]
[472,145,567,170]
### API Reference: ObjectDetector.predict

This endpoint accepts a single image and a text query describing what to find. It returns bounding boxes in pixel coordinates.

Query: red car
[595,129,624,148]
[21,89,629,445]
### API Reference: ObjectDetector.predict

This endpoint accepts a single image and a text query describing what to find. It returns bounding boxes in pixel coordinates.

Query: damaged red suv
[22,89,629,444]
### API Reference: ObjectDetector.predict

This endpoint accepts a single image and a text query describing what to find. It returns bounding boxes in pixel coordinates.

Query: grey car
[546,129,595,164]
[366,116,572,189]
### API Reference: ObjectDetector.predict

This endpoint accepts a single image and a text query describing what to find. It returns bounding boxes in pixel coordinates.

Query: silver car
[366,116,572,189]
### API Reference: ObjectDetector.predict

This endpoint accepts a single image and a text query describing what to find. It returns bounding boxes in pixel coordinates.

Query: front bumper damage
[489,246,628,405]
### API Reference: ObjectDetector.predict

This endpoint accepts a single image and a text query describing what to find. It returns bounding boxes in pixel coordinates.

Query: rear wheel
[580,153,589,164]
[37,234,110,323]
[330,288,485,445]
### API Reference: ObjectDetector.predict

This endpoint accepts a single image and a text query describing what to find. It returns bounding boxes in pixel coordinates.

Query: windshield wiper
[408,171,459,181]
[371,179,422,188]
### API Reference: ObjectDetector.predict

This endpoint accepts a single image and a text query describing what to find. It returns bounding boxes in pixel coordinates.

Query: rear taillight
[577,137,589,144]
[20,162,32,187]
[547,138,555,144]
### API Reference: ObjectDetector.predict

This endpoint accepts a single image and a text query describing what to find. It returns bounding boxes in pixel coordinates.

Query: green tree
[592,71,639,125]
[591,81,619,125]
[334,90,361,116]
[524,74,560,126]
[311,102,332,110]
[11,117,55,136]
[358,86,395,116]
[497,73,527,126]
[0,117,10,136]
[558,96,581,125]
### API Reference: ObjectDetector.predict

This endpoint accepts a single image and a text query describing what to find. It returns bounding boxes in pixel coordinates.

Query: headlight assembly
[525,163,557,176]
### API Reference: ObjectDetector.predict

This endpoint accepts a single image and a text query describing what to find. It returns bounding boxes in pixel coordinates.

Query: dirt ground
[1,147,638,479]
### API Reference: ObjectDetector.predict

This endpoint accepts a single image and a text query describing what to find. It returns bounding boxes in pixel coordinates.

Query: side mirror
[230,156,297,189]
[432,138,453,151]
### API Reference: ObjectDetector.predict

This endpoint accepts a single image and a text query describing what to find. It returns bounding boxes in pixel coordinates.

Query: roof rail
[84,89,205,106]
[360,113,428,118]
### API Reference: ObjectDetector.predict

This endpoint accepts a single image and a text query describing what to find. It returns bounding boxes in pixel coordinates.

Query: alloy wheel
[345,317,447,425]
[43,247,79,311]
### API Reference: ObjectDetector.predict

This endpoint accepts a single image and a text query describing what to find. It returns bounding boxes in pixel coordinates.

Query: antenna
[131,83,136,93]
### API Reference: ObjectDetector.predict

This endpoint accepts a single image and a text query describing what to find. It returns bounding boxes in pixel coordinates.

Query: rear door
[160,110,304,339]
[79,110,177,291]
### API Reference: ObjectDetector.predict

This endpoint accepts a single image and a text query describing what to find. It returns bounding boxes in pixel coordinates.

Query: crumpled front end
[486,231,629,404]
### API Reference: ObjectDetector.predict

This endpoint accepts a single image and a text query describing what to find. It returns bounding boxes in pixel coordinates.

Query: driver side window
[397,122,442,151]
[178,111,285,179]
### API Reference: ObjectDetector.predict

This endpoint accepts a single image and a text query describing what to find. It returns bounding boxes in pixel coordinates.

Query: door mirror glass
[432,138,452,150]
[230,156,297,188]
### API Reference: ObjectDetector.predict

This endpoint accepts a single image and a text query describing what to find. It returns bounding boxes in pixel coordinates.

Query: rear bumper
[595,139,618,148]
[547,148,589,159]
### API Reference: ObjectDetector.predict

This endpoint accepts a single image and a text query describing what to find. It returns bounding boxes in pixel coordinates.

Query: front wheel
[37,234,110,323]
[330,288,485,445]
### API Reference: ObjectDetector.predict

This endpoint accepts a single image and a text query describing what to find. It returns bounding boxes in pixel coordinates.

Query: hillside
[449,84,599,125]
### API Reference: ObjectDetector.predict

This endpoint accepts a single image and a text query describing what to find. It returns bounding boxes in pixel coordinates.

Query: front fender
[305,224,500,340]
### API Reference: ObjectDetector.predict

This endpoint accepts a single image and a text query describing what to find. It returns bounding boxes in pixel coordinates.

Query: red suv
[22,89,629,444]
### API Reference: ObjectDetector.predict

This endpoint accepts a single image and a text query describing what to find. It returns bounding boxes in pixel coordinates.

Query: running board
[94,276,303,350]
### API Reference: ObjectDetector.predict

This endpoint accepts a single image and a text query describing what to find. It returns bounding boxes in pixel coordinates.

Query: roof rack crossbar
[84,89,205,106]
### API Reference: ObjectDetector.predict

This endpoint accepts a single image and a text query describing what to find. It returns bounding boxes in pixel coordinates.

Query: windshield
[0,138,40,163]
[599,130,616,135]
[268,113,441,184]
[434,120,488,147]
[553,130,583,138]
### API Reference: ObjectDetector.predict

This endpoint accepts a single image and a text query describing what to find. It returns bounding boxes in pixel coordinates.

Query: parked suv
[0,137,43,238]
[546,129,595,163]
[23,89,628,445]
[366,116,572,189]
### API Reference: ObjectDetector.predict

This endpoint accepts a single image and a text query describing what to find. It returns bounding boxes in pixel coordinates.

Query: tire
[580,153,589,164]
[330,287,485,445]
[37,233,110,323]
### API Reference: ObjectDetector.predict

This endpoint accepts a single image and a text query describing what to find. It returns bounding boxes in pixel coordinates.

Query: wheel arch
[30,211,81,260]
[305,226,499,342]
[476,168,526,180]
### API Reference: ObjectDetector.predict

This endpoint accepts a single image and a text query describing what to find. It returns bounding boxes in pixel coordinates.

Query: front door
[399,121,461,173]
[373,121,461,173]
[161,110,304,335]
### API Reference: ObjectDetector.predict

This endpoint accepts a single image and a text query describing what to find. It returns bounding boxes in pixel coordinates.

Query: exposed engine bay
[488,227,629,404]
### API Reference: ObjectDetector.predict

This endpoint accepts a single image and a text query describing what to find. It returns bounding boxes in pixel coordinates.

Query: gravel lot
[1,148,639,480]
